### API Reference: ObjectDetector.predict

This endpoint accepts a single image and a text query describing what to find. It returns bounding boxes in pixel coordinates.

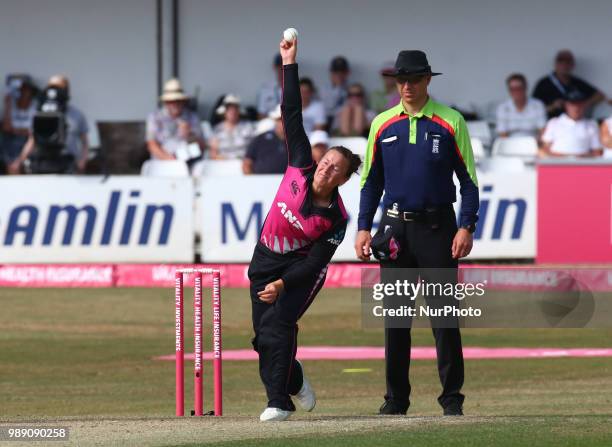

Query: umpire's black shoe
[443,402,464,416]
[378,400,407,415]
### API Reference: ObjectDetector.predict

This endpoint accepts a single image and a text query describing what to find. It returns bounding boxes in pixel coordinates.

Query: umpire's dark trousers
[379,207,465,411]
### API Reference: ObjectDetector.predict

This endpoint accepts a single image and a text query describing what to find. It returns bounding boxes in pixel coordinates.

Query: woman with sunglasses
[333,83,376,137]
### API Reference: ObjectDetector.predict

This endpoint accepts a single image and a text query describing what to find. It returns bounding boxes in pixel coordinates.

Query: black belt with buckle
[385,205,453,223]
[386,209,426,222]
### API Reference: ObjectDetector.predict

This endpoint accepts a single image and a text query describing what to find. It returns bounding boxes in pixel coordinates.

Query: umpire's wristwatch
[460,223,476,234]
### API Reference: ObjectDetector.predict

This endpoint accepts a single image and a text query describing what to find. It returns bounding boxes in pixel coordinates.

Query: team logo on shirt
[277,202,304,231]
[327,229,345,246]
[290,180,300,196]
[430,133,441,154]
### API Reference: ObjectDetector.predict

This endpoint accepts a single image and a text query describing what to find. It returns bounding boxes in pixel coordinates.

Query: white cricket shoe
[295,360,316,411]
[259,407,294,422]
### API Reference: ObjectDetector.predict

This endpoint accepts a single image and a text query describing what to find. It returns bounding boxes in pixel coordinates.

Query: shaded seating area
[97,121,149,174]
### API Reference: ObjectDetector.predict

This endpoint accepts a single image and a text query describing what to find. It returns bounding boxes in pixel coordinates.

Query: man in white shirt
[496,73,546,141]
[540,92,602,158]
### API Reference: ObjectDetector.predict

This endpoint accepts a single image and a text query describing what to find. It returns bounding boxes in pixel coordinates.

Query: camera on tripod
[31,85,74,173]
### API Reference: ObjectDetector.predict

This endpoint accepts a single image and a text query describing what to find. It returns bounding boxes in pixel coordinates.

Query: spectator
[309,129,329,163]
[600,115,612,158]
[256,53,283,119]
[243,105,287,174]
[299,77,326,134]
[320,56,351,127]
[496,73,546,140]
[540,92,602,158]
[2,75,37,171]
[332,83,376,137]
[8,75,89,174]
[146,78,205,161]
[533,49,605,118]
[370,62,401,113]
[209,94,254,160]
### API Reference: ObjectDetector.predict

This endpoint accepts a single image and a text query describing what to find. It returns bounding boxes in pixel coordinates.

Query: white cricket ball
[283,27,298,42]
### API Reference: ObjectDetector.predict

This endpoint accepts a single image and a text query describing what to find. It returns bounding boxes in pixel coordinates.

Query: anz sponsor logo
[276,202,304,231]
[2,190,174,247]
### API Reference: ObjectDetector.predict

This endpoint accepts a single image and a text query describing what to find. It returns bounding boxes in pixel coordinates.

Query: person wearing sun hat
[209,94,255,160]
[146,78,205,161]
[355,50,479,417]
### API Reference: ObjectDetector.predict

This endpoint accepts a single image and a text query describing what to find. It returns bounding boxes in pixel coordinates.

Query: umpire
[355,50,479,416]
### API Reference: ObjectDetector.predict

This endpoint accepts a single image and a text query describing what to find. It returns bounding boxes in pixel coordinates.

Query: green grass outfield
[1,287,611,446]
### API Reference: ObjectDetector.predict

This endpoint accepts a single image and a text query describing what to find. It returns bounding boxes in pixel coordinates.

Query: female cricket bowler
[249,36,361,422]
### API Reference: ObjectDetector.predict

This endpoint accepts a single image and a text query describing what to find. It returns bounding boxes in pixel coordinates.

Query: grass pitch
[1,287,611,446]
